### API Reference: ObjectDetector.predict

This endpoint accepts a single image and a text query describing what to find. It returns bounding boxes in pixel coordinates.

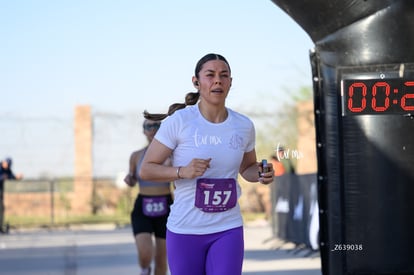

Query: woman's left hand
[259,162,274,185]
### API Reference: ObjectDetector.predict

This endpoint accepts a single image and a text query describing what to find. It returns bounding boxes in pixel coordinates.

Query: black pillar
[270,1,414,274]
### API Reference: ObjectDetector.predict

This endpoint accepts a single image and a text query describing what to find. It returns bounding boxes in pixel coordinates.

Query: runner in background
[0,157,24,234]
[124,119,173,275]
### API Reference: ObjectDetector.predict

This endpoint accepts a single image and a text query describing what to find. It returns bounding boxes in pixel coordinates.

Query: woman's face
[143,120,160,142]
[194,60,232,106]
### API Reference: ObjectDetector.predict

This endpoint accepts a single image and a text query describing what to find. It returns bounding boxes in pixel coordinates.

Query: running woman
[139,53,274,275]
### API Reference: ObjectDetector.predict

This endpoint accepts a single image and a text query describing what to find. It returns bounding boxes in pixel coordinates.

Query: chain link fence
[0,110,147,179]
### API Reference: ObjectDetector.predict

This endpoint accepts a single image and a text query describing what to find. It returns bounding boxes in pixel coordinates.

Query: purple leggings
[166,226,244,275]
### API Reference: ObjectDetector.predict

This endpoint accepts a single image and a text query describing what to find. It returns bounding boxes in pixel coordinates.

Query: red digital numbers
[347,82,367,112]
[344,79,414,114]
[371,82,390,112]
[401,81,414,111]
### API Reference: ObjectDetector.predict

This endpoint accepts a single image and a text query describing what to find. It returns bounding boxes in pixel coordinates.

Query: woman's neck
[198,102,228,123]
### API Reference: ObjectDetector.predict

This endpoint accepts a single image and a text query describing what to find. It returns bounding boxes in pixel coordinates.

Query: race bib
[195,178,237,213]
[142,196,168,217]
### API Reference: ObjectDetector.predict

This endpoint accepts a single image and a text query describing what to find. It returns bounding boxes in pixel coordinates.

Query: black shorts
[131,194,173,239]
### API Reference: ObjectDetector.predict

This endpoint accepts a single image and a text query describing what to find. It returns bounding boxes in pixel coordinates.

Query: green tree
[255,86,313,167]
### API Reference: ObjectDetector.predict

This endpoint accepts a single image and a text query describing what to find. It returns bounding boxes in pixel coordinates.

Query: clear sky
[0,0,315,178]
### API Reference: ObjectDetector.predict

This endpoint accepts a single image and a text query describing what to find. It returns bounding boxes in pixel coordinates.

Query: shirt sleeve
[245,119,256,152]
[154,113,180,150]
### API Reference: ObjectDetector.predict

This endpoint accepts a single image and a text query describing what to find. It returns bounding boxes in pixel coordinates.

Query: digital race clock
[340,64,414,116]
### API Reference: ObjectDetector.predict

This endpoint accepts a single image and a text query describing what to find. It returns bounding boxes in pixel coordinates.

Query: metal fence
[0,110,146,179]
[4,177,137,227]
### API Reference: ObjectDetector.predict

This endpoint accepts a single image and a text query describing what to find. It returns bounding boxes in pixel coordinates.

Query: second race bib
[142,196,168,217]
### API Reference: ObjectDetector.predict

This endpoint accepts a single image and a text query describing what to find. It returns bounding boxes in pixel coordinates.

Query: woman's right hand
[180,158,212,179]
[124,173,136,187]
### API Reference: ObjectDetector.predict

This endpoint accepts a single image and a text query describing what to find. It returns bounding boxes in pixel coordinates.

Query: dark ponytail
[143,53,230,121]
[143,92,200,121]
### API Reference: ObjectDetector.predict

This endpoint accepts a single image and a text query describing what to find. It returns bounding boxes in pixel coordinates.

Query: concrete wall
[5,105,94,217]
[72,105,93,213]
[295,101,317,174]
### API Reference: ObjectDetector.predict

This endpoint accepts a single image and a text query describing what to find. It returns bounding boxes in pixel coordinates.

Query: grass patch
[242,211,266,222]
[6,214,130,229]
[6,211,266,230]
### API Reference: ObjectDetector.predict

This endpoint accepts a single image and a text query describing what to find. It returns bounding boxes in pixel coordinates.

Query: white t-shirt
[155,104,256,234]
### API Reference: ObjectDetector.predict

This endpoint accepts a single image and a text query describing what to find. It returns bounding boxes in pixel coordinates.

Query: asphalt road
[0,221,321,275]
